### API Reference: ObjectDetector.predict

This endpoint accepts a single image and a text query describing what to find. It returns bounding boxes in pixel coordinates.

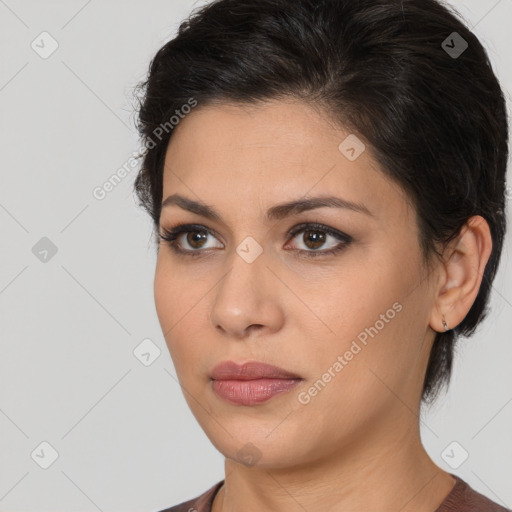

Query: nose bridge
[210,239,281,336]
[217,239,268,306]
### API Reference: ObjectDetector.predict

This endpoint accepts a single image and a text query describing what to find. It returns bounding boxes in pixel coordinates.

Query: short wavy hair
[132,0,509,404]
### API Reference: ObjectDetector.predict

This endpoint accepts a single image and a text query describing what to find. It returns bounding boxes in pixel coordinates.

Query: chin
[199,420,309,469]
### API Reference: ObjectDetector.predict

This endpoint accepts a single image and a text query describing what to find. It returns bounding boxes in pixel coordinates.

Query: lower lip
[212,378,302,406]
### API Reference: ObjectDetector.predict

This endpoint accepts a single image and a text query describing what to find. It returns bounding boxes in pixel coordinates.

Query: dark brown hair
[132,0,509,404]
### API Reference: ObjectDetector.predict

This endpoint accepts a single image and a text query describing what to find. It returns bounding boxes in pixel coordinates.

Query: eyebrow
[161,193,374,222]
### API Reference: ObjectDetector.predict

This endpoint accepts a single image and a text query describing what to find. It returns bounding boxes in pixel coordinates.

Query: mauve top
[157,474,511,512]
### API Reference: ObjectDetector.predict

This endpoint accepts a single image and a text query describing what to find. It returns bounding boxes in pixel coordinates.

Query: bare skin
[153,98,492,512]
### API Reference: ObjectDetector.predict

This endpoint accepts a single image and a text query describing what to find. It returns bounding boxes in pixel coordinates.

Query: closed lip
[210,360,303,380]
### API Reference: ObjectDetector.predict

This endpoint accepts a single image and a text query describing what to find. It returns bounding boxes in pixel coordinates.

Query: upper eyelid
[287,222,349,238]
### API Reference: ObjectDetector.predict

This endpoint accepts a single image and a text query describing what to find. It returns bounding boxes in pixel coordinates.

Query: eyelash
[158,222,352,259]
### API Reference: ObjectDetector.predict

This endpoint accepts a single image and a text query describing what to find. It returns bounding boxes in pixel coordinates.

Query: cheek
[154,255,203,329]
[292,301,415,439]
[154,259,190,358]
[301,255,423,395]
[154,257,211,375]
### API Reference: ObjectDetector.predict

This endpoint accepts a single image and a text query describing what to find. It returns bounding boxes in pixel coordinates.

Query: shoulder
[156,480,224,512]
[436,474,511,512]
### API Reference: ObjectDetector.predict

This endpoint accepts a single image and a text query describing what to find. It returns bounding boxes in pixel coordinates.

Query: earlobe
[429,215,493,334]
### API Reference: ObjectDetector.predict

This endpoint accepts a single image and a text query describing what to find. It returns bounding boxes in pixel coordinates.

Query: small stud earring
[442,316,449,331]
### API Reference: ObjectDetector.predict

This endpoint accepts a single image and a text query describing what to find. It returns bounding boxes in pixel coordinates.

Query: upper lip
[210,361,302,380]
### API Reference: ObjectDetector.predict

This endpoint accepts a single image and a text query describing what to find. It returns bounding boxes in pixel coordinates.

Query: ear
[429,215,493,333]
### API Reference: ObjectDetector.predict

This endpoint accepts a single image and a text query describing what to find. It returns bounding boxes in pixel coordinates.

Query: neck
[212,417,455,512]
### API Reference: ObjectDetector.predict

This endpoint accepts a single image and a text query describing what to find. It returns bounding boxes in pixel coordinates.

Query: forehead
[161,99,412,224]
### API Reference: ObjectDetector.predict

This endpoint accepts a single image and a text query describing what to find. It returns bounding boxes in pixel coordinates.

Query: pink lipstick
[210,361,303,406]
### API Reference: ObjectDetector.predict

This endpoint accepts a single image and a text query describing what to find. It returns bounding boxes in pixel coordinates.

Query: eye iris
[303,230,326,249]
[187,230,208,248]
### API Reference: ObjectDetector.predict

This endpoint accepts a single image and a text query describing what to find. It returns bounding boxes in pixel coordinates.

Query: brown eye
[158,224,223,255]
[286,223,353,258]
[302,230,327,249]
[186,230,209,249]
[289,227,339,252]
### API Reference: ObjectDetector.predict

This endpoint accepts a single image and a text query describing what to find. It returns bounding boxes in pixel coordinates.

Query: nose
[209,247,285,340]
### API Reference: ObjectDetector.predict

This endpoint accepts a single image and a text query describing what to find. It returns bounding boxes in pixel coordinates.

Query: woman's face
[154,98,440,468]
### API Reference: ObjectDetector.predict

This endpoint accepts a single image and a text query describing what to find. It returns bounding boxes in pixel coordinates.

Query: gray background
[0,1,510,511]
